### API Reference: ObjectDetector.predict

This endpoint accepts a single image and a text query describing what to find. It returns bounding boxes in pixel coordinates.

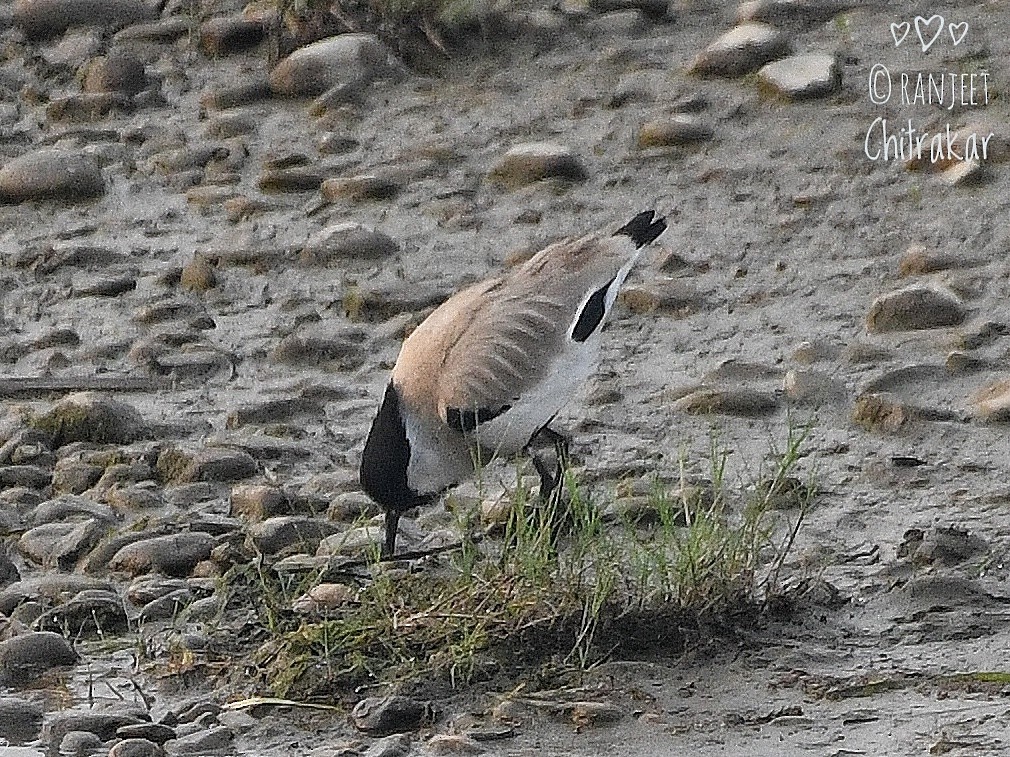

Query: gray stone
[247,516,343,555]
[29,392,146,447]
[0,464,51,489]
[0,696,43,744]
[60,729,105,755]
[0,631,78,685]
[690,23,790,77]
[270,325,367,369]
[117,722,176,745]
[488,142,587,188]
[199,17,264,56]
[13,0,157,40]
[36,588,128,636]
[737,0,850,28]
[269,33,400,97]
[45,710,146,748]
[352,695,430,734]
[637,115,714,148]
[866,284,966,333]
[18,519,105,569]
[109,533,215,577]
[156,447,257,484]
[81,50,147,96]
[300,223,399,265]
[0,150,104,203]
[225,398,325,429]
[0,574,116,614]
[364,734,410,757]
[164,725,233,754]
[109,737,165,757]
[321,175,400,202]
[758,53,839,98]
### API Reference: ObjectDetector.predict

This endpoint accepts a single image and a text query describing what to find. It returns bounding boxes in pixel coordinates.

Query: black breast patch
[571,277,615,343]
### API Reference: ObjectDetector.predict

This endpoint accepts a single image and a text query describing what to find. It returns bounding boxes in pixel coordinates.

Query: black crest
[615,210,667,248]
[445,404,511,433]
[571,276,615,343]
[360,383,424,513]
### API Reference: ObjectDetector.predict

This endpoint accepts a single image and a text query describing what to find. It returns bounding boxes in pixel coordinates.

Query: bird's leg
[382,510,400,559]
[535,425,569,499]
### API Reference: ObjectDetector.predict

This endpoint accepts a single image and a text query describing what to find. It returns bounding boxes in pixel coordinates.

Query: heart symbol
[915,14,944,52]
[949,21,968,46]
[890,21,910,47]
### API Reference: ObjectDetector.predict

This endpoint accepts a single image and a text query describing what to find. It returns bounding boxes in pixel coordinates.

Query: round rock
[0,150,104,203]
[758,53,839,98]
[269,33,399,97]
[488,142,587,188]
[108,532,215,577]
[690,23,790,77]
[866,284,967,333]
[29,392,146,447]
[81,50,147,96]
[637,115,714,148]
[300,223,399,265]
[13,0,157,40]
[0,696,44,744]
[0,631,78,685]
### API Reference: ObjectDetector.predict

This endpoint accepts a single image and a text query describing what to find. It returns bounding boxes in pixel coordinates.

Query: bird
[359,210,668,557]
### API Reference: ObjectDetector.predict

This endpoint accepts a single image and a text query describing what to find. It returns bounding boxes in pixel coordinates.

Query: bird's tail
[615,210,667,248]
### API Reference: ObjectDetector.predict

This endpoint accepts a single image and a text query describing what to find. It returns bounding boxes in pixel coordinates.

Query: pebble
[18,519,105,570]
[0,574,115,614]
[737,0,849,28]
[80,50,147,96]
[163,725,233,754]
[321,175,400,202]
[156,447,257,484]
[637,115,714,148]
[199,17,265,56]
[897,245,966,276]
[269,33,400,97]
[0,631,78,685]
[865,284,967,333]
[13,0,157,40]
[229,484,292,521]
[247,516,343,555]
[200,78,273,110]
[488,142,587,188]
[851,393,907,431]
[0,696,43,743]
[60,729,105,754]
[758,54,839,98]
[113,17,189,43]
[35,588,129,635]
[29,392,146,448]
[672,387,779,416]
[0,149,104,203]
[300,222,399,264]
[109,737,165,757]
[352,695,430,734]
[689,23,790,77]
[364,734,411,757]
[270,324,367,368]
[108,532,216,577]
[970,380,1010,422]
[117,723,177,744]
[226,397,325,429]
[317,524,384,556]
[291,582,357,614]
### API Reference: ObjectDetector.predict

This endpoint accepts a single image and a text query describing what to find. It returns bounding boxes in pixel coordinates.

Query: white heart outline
[890,21,910,47]
[915,14,944,52]
[949,21,969,46]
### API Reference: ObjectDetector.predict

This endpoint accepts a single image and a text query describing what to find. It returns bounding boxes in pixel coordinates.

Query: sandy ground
[3,0,1010,754]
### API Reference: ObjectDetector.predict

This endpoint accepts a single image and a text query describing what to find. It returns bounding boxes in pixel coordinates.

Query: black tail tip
[615,210,668,248]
